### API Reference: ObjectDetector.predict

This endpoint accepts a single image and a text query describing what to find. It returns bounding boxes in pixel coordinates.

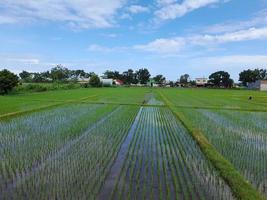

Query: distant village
[15,65,267,91]
[1,65,266,95]
[78,68,267,91]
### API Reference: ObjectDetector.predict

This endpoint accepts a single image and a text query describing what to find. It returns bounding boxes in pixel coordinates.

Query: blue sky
[0,0,267,81]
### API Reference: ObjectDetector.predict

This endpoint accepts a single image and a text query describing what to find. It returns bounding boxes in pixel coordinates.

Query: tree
[89,75,101,87]
[180,74,190,84]
[122,69,134,85]
[50,65,69,81]
[169,81,174,87]
[137,68,150,84]
[209,71,233,88]
[32,73,47,83]
[19,70,31,81]
[103,70,121,79]
[239,68,267,86]
[0,69,19,94]
[132,72,139,84]
[153,74,166,86]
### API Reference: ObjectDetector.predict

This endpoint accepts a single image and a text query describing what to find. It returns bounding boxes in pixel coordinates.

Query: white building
[100,78,113,86]
[248,80,267,91]
[195,78,208,86]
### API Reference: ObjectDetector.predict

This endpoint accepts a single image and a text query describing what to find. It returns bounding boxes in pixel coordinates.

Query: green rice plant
[112,107,235,200]
[0,104,116,187]
[180,108,267,196]
[1,105,139,199]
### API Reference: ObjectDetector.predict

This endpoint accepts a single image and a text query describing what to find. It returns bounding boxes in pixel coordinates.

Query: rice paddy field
[0,87,267,200]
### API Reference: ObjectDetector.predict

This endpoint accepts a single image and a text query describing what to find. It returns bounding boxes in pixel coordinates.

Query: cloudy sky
[0,0,267,81]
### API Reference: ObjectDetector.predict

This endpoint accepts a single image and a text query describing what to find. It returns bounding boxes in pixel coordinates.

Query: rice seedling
[111,107,234,200]
[0,104,139,199]
[179,108,267,196]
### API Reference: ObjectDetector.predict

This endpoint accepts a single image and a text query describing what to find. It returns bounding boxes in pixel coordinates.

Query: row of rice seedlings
[1,105,139,199]
[0,104,116,190]
[180,108,267,196]
[159,90,266,110]
[112,107,234,200]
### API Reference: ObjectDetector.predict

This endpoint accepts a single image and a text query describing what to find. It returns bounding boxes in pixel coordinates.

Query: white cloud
[0,55,40,65]
[135,27,267,54]
[203,9,267,33]
[195,55,267,66]
[87,44,127,52]
[0,0,126,29]
[134,38,185,53]
[127,5,149,14]
[156,0,177,6]
[154,0,225,21]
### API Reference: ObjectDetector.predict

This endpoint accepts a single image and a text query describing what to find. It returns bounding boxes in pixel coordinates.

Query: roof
[115,79,124,84]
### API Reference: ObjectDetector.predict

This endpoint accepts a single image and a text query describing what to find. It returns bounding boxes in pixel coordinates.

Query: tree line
[0,65,266,94]
[18,65,94,83]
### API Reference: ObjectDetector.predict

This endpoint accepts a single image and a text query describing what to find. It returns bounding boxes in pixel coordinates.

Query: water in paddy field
[100,107,235,200]
[145,93,164,105]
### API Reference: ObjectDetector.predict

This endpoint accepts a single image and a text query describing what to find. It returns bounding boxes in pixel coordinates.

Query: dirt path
[97,107,143,200]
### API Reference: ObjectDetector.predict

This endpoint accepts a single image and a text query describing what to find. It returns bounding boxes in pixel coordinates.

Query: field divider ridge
[97,107,143,200]
[158,91,267,200]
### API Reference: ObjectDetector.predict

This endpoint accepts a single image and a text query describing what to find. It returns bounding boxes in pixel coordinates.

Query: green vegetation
[15,83,80,93]
[112,107,234,200]
[179,109,267,196]
[89,74,102,87]
[0,87,267,199]
[0,87,150,116]
[0,104,139,199]
[0,69,19,94]
[158,88,267,111]
[158,90,266,200]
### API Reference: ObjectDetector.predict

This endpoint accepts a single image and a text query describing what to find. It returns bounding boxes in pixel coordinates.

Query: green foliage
[103,70,121,80]
[209,71,234,88]
[179,74,190,84]
[121,69,135,85]
[153,74,166,85]
[19,70,32,81]
[0,69,19,94]
[239,68,267,86]
[136,68,151,84]
[89,74,102,87]
[15,83,80,93]
[50,65,69,81]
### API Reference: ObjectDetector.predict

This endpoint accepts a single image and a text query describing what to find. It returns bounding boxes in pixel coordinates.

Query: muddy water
[97,107,143,200]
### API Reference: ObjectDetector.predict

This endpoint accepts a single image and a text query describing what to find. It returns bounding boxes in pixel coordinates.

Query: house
[100,78,113,86]
[77,76,90,83]
[195,78,208,87]
[248,80,267,91]
[114,79,123,86]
